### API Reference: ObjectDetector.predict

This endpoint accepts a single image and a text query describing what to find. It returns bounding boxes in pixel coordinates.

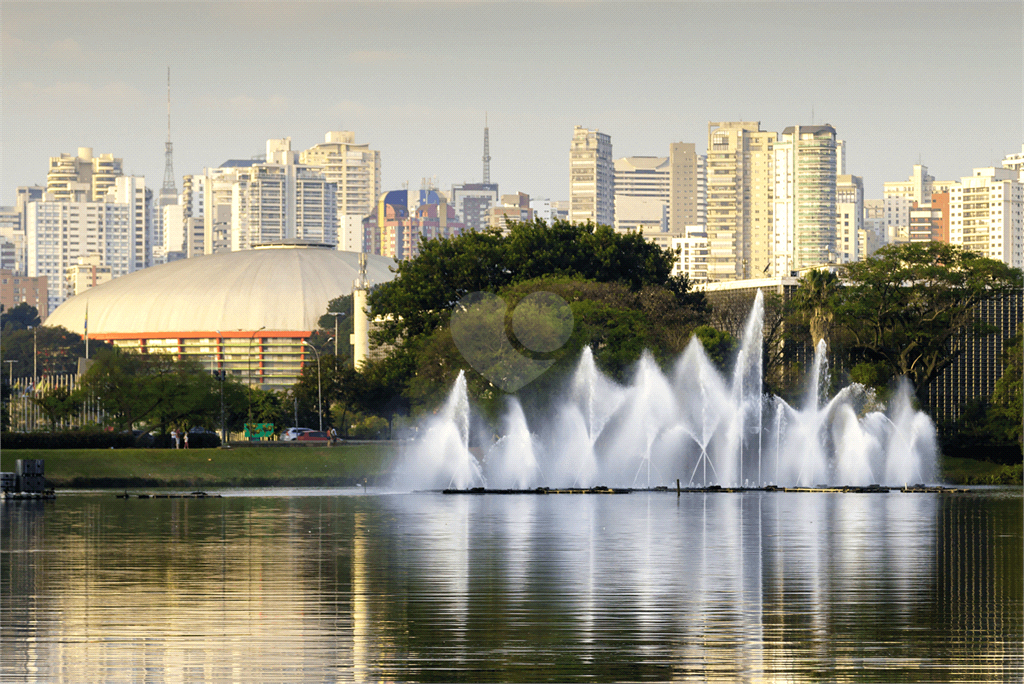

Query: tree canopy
[75,348,246,433]
[1,303,41,331]
[367,219,696,346]
[820,242,1021,407]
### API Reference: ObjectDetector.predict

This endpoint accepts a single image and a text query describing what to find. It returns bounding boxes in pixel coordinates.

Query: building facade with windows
[300,131,381,220]
[772,124,838,275]
[570,126,614,226]
[835,174,863,263]
[44,244,397,389]
[26,176,150,311]
[706,121,776,281]
[46,148,123,203]
[0,270,48,320]
[948,167,1023,268]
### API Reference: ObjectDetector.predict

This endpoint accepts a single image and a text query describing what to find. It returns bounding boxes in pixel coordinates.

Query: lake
[2,489,1021,682]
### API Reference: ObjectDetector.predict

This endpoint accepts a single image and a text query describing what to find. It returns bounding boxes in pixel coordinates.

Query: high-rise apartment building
[706,122,776,281]
[362,190,465,261]
[668,142,705,231]
[670,226,710,285]
[772,125,838,274]
[1002,144,1024,174]
[948,167,1023,268]
[46,148,123,203]
[883,165,956,239]
[300,131,381,219]
[201,139,337,254]
[614,156,669,234]
[26,176,150,310]
[570,126,614,226]
[836,175,863,263]
[451,183,499,231]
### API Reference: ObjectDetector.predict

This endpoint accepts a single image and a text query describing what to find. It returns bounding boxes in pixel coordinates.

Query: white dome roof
[45,246,397,336]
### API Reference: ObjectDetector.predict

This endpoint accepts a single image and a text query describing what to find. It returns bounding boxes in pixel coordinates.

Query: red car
[296,431,330,442]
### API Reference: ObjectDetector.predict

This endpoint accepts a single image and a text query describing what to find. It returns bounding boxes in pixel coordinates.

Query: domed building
[45,243,397,389]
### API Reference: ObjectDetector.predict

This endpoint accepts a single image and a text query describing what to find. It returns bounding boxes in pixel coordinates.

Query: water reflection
[2,490,1021,682]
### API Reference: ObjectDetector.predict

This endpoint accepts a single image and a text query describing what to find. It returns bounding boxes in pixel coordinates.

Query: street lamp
[302,340,323,432]
[328,312,345,362]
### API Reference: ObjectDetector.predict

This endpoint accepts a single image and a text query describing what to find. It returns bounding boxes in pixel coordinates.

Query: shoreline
[1,446,1019,489]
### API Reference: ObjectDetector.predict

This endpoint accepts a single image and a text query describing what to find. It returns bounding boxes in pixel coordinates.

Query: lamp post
[28,325,37,393]
[302,340,323,432]
[247,326,265,430]
[328,312,345,363]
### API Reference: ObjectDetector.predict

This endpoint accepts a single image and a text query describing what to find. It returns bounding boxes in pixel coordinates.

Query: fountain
[395,291,939,490]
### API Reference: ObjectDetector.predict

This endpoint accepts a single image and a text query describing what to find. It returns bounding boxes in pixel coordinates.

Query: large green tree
[367,219,689,347]
[75,348,243,432]
[1,303,41,331]
[831,242,1022,407]
[399,276,709,417]
[0,325,104,379]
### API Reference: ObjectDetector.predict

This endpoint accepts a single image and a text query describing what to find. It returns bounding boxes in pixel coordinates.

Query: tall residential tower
[570,126,614,226]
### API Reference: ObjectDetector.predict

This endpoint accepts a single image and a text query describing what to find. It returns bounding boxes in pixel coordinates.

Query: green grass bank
[0,446,1018,489]
[0,443,400,489]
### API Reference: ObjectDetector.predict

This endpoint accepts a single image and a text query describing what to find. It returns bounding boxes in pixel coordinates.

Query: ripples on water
[2,489,1021,682]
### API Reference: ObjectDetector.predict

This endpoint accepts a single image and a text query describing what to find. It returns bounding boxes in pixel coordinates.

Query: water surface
[2,489,1021,682]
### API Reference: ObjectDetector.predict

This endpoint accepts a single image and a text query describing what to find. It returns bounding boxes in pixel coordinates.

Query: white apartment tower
[570,126,614,226]
[772,124,838,274]
[836,174,863,263]
[300,131,381,220]
[202,139,338,254]
[883,165,956,239]
[706,122,776,280]
[948,167,1023,268]
[614,156,669,234]
[46,148,123,203]
[27,176,150,310]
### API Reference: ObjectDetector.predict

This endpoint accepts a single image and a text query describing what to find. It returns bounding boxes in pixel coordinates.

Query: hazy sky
[2,1,1021,206]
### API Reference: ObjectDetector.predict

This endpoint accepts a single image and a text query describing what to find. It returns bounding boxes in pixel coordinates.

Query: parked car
[281,427,314,442]
[296,431,330,442]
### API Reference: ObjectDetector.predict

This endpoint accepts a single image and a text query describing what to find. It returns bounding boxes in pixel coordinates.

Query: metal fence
[6,374,106,432]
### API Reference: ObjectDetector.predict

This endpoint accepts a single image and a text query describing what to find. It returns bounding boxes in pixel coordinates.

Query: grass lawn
[941,455,1022,485]
[2,445,1019,489]
[1,443,400,489]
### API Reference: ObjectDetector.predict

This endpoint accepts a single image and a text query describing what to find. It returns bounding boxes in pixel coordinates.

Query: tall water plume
[397,293,939,490]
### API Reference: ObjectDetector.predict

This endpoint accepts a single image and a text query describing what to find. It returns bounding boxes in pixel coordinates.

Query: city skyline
[2,2,1021,206]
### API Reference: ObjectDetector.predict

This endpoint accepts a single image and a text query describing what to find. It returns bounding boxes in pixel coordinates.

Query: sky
[2,1,1021,207]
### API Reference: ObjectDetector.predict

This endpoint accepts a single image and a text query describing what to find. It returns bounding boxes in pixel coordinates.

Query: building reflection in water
[1,491,1020,682]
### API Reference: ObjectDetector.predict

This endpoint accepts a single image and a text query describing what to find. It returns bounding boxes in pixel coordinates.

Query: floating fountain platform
[441,484,969,495]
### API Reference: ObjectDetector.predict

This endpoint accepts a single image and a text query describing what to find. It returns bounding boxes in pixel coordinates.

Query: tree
[1,303,41,332]
[398,276,709,417]
[0,325,103,379]
[833,243,1022,408]
[989,330,1023,451]
[31,385,79,431]
[792,269,840,349]
[367,219,679,347]
[315,294,355,368]
[74,348,239,432]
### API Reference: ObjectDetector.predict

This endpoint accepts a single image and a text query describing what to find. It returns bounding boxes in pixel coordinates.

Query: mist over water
[395,291,938,490]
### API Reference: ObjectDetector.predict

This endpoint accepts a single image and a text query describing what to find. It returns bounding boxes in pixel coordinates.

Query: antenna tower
[482,113,491,184]
[161,67,177,198]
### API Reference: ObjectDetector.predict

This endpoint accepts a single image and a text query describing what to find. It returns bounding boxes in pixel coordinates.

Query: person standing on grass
[172,429,180,449]
[184,432,189,449]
